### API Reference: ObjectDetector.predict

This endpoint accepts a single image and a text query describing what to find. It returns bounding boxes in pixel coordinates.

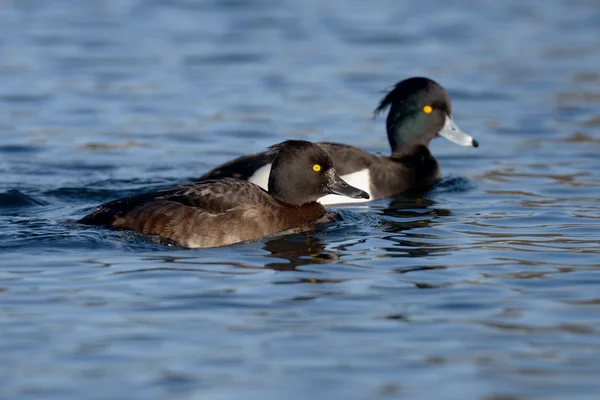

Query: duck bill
[439,115,479,148]
[326,172,370,200]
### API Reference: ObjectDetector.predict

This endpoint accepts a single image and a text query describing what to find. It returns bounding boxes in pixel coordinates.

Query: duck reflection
[384,191,451,220]
[260,235,339,272]
[373,190,454,258]
[120,231,342,278]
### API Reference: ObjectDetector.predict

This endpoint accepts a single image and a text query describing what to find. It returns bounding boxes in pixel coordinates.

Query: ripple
[76,141,147,152]
[0,94,53,104]
[0,144,44,154]
[183,53,267,66]
[432,175,477,193]
[0,190,47,208]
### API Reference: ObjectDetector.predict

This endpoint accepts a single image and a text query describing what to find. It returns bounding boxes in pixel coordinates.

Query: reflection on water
[2,0,600,398]
[373,195,455,259]
[262,236,340,271]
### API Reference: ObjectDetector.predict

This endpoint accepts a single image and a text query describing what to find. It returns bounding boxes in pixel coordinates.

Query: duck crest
[373,84,401,117]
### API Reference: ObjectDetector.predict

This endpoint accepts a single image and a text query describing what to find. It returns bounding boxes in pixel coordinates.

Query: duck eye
[312,164,321,172]
[423,105,433,114]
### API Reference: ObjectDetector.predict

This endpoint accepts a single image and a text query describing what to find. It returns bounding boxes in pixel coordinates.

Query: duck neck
[275,201,326,227]
[391,145,440,187]
[390,141,430,159]
[387,119,432,158]
[391,144,436,166]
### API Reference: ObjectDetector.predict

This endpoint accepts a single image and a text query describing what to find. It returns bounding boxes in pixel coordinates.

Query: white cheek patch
[318,168,372,205]
[248,163,272,191]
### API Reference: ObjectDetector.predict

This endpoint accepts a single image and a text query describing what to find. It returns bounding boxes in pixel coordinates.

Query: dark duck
[199,77,478,205]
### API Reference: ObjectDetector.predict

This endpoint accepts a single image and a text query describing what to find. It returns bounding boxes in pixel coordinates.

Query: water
[1,0,600,398]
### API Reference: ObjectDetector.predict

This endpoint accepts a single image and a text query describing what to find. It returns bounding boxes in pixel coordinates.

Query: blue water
[2,0,600,399]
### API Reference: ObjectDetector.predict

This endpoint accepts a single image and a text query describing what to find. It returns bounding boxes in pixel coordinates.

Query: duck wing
[77,178,272,227]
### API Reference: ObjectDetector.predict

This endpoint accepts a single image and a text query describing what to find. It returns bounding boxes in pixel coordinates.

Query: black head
[374,77,478,155]
[267,140,370,205]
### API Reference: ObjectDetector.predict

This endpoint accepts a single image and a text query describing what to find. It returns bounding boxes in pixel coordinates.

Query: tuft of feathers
[373,84,402,117]
[373,77,444,117]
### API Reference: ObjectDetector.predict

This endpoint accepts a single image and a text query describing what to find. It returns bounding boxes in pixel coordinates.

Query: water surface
[2,0,600,399]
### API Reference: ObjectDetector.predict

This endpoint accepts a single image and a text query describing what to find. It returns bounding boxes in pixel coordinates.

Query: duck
[199,77,478,205]
[76,140,369,248]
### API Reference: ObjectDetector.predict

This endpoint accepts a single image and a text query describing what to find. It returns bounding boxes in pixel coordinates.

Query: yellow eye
[423,105,433,114]
[312,164,321,172]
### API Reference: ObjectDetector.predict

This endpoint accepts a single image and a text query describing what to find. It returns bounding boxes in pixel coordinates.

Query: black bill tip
[327,175,370,200]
